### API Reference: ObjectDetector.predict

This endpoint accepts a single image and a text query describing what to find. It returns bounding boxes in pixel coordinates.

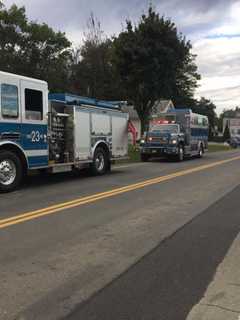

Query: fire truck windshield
[151,124,179,134]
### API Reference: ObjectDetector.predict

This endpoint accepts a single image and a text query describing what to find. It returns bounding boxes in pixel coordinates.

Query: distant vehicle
[0,71,129,192]
[229,137,240,148]
[140,109,209,162]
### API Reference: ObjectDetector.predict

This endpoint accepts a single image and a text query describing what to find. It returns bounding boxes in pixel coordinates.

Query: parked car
[229,137,240,148]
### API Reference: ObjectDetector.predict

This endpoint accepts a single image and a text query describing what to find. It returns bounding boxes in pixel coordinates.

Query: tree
[113,6,200,133]
[0,2,71,91]
[191,97,217,139]
[0,3,27,73]
[223,122,231,141]
[70,13,122,100]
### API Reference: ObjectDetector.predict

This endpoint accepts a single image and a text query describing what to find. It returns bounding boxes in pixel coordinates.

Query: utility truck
[0,71,129,192]
[140,109,209,161]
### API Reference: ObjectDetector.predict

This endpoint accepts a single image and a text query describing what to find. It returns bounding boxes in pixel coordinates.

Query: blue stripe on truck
[0,122,48,168]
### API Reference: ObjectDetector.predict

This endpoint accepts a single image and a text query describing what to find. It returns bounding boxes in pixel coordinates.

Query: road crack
[201,303,240,314]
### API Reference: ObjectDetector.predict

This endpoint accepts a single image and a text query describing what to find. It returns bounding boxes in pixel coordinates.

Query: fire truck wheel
[141,154,150,162]
[197,144,204,158]
[176,145,184,162]
[91,147,109,175]
[0,151,23,192]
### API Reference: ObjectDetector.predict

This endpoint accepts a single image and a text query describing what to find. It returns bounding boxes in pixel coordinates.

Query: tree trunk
[139,114,149,135]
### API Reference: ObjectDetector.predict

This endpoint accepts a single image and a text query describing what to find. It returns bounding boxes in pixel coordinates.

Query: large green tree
[70,13,122,100]
[113,6,200,132]
[0,1,71,91]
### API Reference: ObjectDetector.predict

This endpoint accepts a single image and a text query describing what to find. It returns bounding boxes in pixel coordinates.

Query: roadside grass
[208,144,232,153]
[128,144,141,162]
[115,143,233,165]
[127,143,233,162]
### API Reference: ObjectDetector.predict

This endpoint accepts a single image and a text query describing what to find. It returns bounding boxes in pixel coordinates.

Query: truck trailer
[0,71,129,192]
[140,109,209,161]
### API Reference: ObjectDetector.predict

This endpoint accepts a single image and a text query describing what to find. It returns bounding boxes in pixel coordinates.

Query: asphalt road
[0,150,240,320]
[66,177,240,320]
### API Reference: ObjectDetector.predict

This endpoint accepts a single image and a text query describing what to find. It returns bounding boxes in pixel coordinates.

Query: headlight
[171,139,177,144]
[140,139,145,144]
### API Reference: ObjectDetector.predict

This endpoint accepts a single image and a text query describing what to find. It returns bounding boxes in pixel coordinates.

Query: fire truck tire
[176,145,184,162]
[0,151,23,192]
[91,147,109,175]
[141,153,150,162]
[197,144,204,158]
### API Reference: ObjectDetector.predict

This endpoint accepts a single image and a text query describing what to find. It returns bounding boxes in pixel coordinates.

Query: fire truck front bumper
[141,145,178,156]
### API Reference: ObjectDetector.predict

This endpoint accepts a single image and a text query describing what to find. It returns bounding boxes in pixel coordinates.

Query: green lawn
[128,145,141,162]
[208,144,231,153]
[126,143,232,163]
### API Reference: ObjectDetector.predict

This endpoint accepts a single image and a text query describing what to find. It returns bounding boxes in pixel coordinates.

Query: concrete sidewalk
[187,233,240,320]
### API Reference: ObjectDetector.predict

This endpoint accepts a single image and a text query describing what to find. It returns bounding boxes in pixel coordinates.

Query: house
[151,100,175,114]
[122,100,175,142]
[223,117,240,137]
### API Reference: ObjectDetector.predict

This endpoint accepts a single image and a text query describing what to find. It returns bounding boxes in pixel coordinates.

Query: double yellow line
[1,155,240,230]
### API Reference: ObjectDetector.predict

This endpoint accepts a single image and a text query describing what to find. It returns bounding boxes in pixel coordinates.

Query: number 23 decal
[31,131,41,142]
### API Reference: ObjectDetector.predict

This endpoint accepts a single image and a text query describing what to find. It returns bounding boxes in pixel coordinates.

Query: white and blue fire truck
[0,71,129,192]
[140,109,209,161]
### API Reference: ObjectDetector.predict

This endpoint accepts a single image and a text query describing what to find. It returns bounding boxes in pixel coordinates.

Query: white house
[223,117,240,137]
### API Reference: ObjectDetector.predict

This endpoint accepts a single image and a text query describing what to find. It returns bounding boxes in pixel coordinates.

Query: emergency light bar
[152,119,176,124]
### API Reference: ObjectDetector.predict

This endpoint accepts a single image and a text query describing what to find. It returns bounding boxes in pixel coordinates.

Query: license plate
[152,150,157,153]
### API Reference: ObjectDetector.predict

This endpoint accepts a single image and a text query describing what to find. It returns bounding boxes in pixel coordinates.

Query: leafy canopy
[70,13,121,100]
[113,6,200,132]
[0,2,71,91]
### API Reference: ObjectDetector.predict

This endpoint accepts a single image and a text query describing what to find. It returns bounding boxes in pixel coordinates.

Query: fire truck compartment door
[74,110,91,160]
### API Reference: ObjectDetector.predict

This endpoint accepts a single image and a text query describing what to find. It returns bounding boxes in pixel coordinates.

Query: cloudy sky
[3,0,240,113]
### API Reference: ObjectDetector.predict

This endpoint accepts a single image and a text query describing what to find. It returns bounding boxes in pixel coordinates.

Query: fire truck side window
[25,88,43,120]
[1,83,19,118]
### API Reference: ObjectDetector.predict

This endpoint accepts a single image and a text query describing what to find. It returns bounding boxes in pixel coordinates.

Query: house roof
[122,100,175,121]
[152,100,175,114]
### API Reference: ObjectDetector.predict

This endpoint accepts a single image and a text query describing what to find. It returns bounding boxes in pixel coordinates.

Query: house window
[25,89,43,120]
[1,84,19,118]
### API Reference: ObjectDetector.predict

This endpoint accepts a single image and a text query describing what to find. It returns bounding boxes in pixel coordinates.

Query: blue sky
[3,0,240,113]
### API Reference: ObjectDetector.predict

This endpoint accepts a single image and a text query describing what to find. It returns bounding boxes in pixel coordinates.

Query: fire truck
[0,71,129,192]
[140,109,209,161]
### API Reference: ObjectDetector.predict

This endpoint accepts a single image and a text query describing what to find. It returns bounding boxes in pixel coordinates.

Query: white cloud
[209,1,240,36]
[193,1,240,114]
[196,85,240,114]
